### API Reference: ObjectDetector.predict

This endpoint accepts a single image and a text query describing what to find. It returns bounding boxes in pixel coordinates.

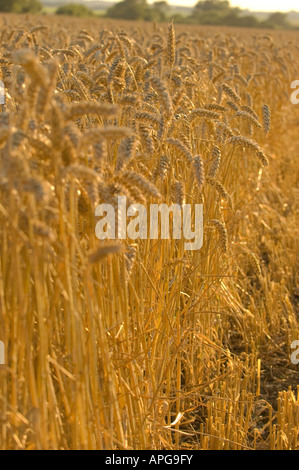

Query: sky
[219,0,297,11]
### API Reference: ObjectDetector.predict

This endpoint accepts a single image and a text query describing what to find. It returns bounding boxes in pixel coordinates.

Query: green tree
[190,0,261,27]
[224,11,259,27]
[107,0,144,21]
[153,0,170,10]
[56,4,94,17]
[194,0,231,12]
[260,12,290,29]
[0,0,12,11]
[191,0,234,24]
[268,12,288,26]
[106,0,154,21]
[152,1,170,21]
[0,0,42,13]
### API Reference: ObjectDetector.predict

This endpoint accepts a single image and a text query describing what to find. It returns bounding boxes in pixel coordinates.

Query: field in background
[0,14,298,450]
[42,6,59,14]
[42,6,106,15]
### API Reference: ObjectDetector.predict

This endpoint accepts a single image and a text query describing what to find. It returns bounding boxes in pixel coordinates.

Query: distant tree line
[106,0,171,22]
[0,0,93,16]
[56,4,94,16]
[106,0,296,29]
[0,0,296,30]
[0,0,42,13]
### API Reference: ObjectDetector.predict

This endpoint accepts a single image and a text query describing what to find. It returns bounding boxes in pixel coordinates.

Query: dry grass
[0,14,298,450]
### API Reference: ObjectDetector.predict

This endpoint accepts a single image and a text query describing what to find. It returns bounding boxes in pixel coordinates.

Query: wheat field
[0,14,298,450]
